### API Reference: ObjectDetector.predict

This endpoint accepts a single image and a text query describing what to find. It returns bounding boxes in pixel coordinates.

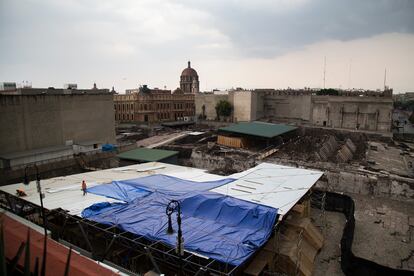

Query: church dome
[173,87,184,94]
[181,61,198,77]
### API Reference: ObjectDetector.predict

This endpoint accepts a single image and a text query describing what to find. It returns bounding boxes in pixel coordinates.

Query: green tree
[215,100,232,120]
[316,88,339,96]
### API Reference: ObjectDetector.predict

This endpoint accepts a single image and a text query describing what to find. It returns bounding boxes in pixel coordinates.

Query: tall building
[0,85,116,168]
[180,61,199,94]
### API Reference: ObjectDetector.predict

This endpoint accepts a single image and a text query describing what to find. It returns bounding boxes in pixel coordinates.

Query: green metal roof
[219,121,297,138]
[117,148,179,162]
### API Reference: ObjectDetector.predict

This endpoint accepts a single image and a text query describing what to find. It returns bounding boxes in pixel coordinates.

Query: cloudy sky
[1,0,413,93]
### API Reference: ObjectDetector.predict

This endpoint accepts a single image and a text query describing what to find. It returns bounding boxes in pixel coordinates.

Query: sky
[0,0,413,93]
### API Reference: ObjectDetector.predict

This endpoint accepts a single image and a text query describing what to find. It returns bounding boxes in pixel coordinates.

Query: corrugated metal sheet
[219,121,297,138]
[117,148,179,162]
[213,163,323,218]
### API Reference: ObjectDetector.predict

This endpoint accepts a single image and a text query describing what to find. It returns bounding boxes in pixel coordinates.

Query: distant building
[114,85,195,123]
[114,62,198,124]
[0,82,17,91]
[0,85,116,168]
[196,88,394,133]
[394,92,414,103]
[180,61,199,94]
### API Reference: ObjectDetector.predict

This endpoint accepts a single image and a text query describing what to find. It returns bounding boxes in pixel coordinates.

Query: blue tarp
[87,174,235,201]
[102,144,116,152]
[83,175,278,266]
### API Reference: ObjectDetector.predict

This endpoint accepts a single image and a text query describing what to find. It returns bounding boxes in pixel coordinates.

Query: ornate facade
[114,86,195,123]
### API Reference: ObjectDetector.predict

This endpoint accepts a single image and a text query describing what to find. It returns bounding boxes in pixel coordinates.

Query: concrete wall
[316,171,414,201]
[263,94,312,123]
[190,150,255,172]
[195,93,228,120]
[269,156,413,201]
[229,91,254,122]
[196,89,392,133]
[0,94,116,155]
[311,96,393,132]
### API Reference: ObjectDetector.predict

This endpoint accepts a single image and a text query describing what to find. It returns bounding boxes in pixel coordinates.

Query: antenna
[383,68,387,90]
[323,56,326,89]
[348,58,352,90]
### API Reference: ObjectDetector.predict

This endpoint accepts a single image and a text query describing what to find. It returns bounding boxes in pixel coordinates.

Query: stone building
[114,62,198,124]
[0,86,116,168]
[114,85,195,123]
[180,61,199,94]
[196,88,394,133]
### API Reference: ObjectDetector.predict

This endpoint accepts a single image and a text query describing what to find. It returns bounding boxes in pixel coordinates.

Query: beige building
[195,88,393,133]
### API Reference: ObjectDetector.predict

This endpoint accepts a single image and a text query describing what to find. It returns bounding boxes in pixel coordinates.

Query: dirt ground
[312,194,414,276]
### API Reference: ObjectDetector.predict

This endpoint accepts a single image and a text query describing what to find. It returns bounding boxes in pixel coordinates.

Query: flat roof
[0,162,224,215]
[117,148,179,162]
[211,163,323,217]
[219,121,297,138]
[0,145,73,160]
[0,162,321,217]
[161,121,195,127]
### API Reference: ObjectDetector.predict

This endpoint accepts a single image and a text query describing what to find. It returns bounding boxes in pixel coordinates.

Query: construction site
[1,121,414,276]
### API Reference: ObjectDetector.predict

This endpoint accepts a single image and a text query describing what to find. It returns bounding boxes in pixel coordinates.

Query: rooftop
[117,148,179,162]
[219,121,297,138]
[0,162,322,271]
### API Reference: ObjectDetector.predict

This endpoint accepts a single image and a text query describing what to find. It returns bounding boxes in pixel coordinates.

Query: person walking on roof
[82,180,87,196]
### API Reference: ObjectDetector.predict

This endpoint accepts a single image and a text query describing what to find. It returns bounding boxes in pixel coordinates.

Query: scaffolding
[0,190,241,275]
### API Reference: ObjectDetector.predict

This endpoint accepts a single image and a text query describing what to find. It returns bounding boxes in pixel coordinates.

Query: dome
[181,61,198,77]
[173,87,184,94]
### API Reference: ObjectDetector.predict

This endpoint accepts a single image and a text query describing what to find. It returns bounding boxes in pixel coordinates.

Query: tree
[215,100,232,120]
[316,88,339,96]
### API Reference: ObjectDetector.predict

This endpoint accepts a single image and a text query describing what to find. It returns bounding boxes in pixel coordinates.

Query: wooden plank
[217,135,247,148]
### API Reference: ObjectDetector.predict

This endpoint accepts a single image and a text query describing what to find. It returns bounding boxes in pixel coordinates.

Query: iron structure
[0,190,241,275]
[23,165,47,276]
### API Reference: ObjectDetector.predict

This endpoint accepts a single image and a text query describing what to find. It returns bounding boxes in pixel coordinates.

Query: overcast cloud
[0,0,413,92]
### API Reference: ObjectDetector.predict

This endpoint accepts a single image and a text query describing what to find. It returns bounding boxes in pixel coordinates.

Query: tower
[180,61,199,94]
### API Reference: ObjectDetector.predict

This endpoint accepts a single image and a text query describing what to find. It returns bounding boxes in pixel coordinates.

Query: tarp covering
[87,174,235,201]
[83,175,278,265]
[102,144,116,152]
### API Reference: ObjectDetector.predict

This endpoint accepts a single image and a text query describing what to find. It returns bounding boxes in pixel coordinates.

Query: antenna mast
[383,68,387,90]
[323,56,326,89]
[348,58,352,90]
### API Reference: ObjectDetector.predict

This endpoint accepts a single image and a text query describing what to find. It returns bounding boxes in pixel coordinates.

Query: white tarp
[211,162,323,217]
